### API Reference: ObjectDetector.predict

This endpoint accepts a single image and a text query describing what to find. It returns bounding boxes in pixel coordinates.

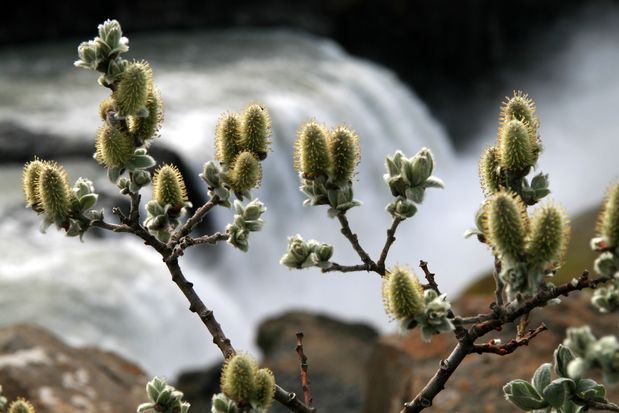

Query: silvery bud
[280,234,313,269]
[409,147,434,186]
[386,197,417,219]
[75,41,99,69]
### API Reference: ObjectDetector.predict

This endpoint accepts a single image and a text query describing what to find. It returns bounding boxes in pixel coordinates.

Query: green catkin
[129,87,163,143]
[22,159,46,212]
[500,91,541,163]
[8,398,36,413]
[241,104,271,160]
[253,368,276,409]
[221,353,257,403]
[478,146,502,195]
[38,162,72,224]
[328,126,360,184]
[229,151,262,193]
[382,266,424,320]
[152,164,188,210]
[526,203,570,266]
[295,121,331,179]
[597,181,619,248]
[497,119,534,175]
[98,98,116,121]
[114,61,152,117]
[483,191,528,263]
[94,124,134,168]
[216,112,242,168]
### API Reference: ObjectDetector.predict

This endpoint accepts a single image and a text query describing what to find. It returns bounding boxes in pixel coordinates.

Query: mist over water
[0,7,618,376]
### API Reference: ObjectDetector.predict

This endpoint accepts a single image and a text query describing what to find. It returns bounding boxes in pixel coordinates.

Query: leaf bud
[382,266,424,321]
[328,126,360,184]
[226,223,249,252]
[408,147,434,186]
[152,164,188,211]
[241,104,271,160]
[386,197,417,219]
[221,353,258,403]
[295,121,331,179]
[95,124,134,168]
[280,234,314,269]
[74,40,99,70]
[97,19,126,53]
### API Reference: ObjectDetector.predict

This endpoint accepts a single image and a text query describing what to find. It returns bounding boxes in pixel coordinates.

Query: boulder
[0,324,148,413]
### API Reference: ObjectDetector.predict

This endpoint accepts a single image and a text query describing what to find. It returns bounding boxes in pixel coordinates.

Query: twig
[168,232,229,260]
[336,212,376,269]
[471,323,547,355]
[295,332,315,411]
[419,260,439,292]
[401,271,612,413]
[172,198,219,242]
[376,217,403,275]
[321,263,373,273]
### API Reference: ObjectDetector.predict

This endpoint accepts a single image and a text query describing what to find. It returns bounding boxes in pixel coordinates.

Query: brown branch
[168,231,229,260]
[471,323,547,355]
[576,398,619,412]
[321,263,373,273]
[336,212,377,270]
[376,217,404,275]
[295,332,315,411]
[419,260,439,292]
[172,198,219,243]
[401,271,613,413]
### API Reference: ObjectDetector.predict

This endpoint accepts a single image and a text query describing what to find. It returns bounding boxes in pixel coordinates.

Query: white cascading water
[0,3,618,376]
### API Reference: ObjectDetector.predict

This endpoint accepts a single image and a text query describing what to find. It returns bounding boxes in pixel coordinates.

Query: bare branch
[336,212,376,270]
[471,323,547,355]
[295,332,316,411]
[168,231,229,260]
[376,217,403,274]
[321,263,373,273]
[172,198,219,242]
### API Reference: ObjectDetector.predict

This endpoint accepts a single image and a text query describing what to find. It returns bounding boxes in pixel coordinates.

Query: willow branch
[336,212,376,269]
[168,231,229,260]
[401,271,613,413]
[376,217,403,274]
[321,263,373,273]
[172,198,219,242]
[576,399,619,412]
[471,323,547,355]
[295,332,315,410]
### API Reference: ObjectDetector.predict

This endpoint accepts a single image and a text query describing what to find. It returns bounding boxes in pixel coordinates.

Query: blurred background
[1,1,619,411]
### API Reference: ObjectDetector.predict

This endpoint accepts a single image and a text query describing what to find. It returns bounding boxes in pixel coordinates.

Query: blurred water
[0,11,618,376]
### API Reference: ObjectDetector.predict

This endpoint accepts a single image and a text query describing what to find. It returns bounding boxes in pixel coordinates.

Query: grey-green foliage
[200,161,232,207]
[144,200,181,243]
[137,377,190,413]
[563,326,619,384]
[504,344,608,413]
[384,148,443,219]
[300,175,361,218]
[226,199,266,252]
[590,235,619,313]
[279,234,333,270]
[414,289,455,342]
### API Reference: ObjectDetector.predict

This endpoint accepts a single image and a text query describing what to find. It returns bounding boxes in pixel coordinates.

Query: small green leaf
[575,378,606,402]
[126,154,156,170]
[532,363,553,394]
[79,193,98,211]
[542,377,574,408]
[503,379,548,410]
[554,344,576,378]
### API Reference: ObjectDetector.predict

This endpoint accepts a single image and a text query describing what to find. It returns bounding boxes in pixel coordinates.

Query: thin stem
[168,231,229,260]
[336,212,376,269]
[471,323,547,355]
[172,198,219,242]
[295,332,315,411]
[321,263,373,273]
[576,398,619,412]
[376,217,403,274]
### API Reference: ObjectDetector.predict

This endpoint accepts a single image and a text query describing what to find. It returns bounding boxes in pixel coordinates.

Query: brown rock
[364,293,619,413]
[257,311,379,413]
[0,324,148,413]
